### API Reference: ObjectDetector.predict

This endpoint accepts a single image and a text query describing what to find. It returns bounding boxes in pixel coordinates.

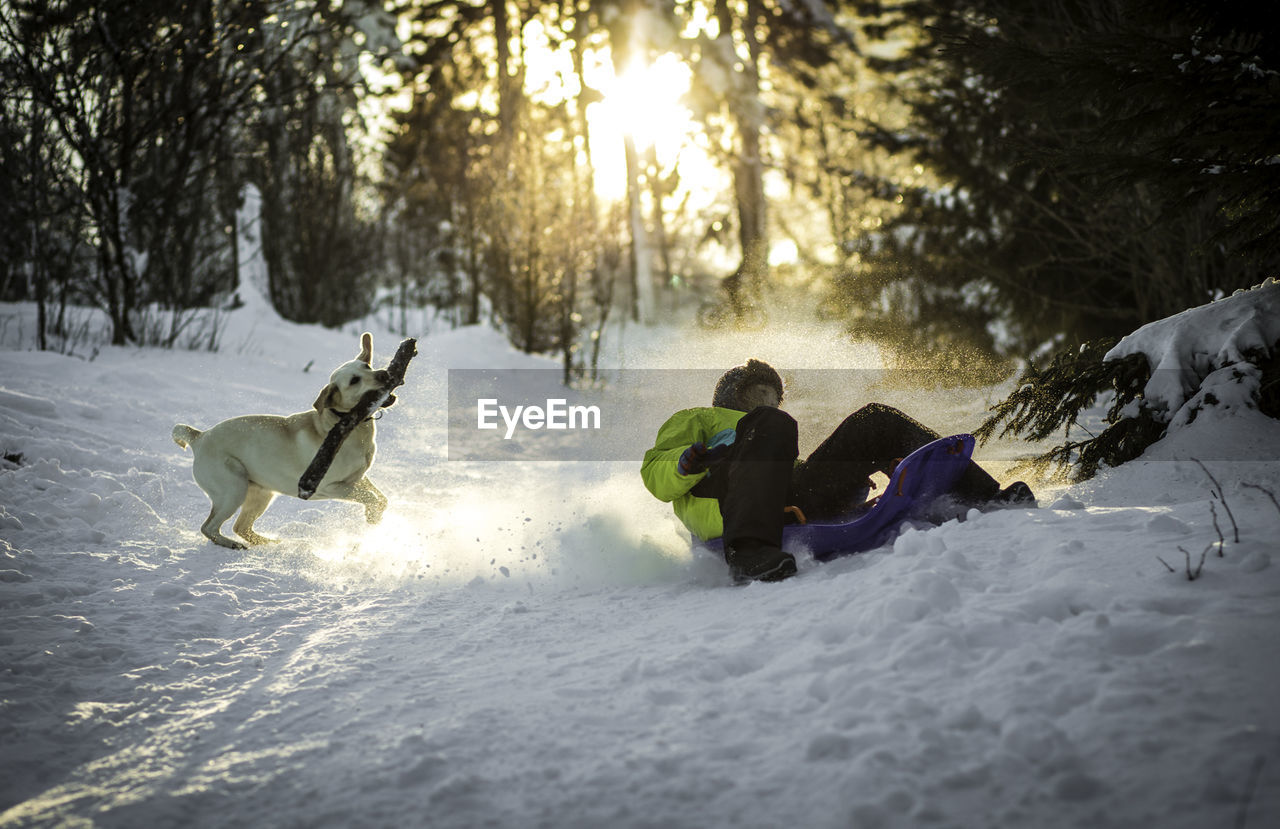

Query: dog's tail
[172,424,202,450]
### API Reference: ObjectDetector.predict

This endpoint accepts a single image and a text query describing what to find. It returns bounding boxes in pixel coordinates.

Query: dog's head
[312,332,392,413]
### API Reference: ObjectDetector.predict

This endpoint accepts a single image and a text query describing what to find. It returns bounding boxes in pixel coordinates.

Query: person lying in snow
[641,359,1035,583]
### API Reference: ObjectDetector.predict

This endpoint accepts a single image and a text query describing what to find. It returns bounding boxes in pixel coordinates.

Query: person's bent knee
[854,402,903,418]
[839,402,893,426]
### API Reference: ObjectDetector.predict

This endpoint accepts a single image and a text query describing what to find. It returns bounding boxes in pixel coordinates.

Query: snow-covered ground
[2,298,1278,829]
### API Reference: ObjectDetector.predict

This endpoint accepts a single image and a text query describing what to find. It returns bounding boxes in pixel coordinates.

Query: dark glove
[677,428,736,476]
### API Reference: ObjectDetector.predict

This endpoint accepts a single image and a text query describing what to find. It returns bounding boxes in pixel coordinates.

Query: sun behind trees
[381,0,859,381]
[3,1,1276,391]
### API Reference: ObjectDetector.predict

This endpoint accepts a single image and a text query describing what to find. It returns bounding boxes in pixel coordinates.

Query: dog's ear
[358,332,373,365]
[313,383,337,412]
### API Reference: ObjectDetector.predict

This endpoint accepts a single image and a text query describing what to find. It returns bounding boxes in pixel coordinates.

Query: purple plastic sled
[695,433,976,562]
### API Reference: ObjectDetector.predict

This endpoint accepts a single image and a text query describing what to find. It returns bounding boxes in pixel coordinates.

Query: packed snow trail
[2,303,1279,829]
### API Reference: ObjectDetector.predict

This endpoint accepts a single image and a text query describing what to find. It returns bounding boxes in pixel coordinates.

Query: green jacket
[641,406,746,541]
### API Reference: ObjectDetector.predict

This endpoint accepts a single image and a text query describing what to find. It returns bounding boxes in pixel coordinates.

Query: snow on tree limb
[1105,278,1280,424]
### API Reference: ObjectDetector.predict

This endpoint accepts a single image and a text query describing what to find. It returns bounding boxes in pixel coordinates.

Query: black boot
[995,481,1036,506]
[725,539,798,584]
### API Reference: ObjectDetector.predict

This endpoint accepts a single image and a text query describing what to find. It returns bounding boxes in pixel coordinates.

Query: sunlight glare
[593,54,694,153]
[768,238,800,266]
[586,53,704,200]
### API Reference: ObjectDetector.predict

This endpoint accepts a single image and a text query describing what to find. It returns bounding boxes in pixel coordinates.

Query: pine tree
[838,0,1279,358]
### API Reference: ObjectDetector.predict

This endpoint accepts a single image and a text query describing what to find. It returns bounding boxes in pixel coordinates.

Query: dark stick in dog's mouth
[298,338,417,499]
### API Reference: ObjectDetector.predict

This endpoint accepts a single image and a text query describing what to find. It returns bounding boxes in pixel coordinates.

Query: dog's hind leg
[233,484,279,546]
[193,455,250,549]
[201,503,248,549]
[351,477,388,524]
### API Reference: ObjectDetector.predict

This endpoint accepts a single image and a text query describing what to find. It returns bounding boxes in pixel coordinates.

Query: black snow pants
[693,403,1002,551]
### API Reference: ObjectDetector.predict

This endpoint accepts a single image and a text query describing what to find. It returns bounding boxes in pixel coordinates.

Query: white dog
[173,332,389,549]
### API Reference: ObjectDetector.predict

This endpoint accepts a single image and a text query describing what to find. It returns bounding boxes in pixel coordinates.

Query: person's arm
[641,410,712,502]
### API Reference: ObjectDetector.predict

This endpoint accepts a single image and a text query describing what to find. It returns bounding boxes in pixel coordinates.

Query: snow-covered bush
[977,279,1280,480]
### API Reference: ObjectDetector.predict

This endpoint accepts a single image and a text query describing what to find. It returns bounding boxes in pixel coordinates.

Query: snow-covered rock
[1106,278,1280,427]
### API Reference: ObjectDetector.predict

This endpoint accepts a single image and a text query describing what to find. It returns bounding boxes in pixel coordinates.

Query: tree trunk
[716,0,769,289]
[645,144,674,308]
[623,133,655,324]
[492,0,514,143]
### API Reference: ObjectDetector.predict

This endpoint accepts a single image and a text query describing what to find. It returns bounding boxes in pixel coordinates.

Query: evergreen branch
[975,340,1161,482]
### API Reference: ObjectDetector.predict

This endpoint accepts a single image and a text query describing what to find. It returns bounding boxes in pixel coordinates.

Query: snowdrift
[1,300,1278,829]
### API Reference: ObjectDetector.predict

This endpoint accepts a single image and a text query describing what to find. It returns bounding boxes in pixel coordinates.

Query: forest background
[2,0,1276,385]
